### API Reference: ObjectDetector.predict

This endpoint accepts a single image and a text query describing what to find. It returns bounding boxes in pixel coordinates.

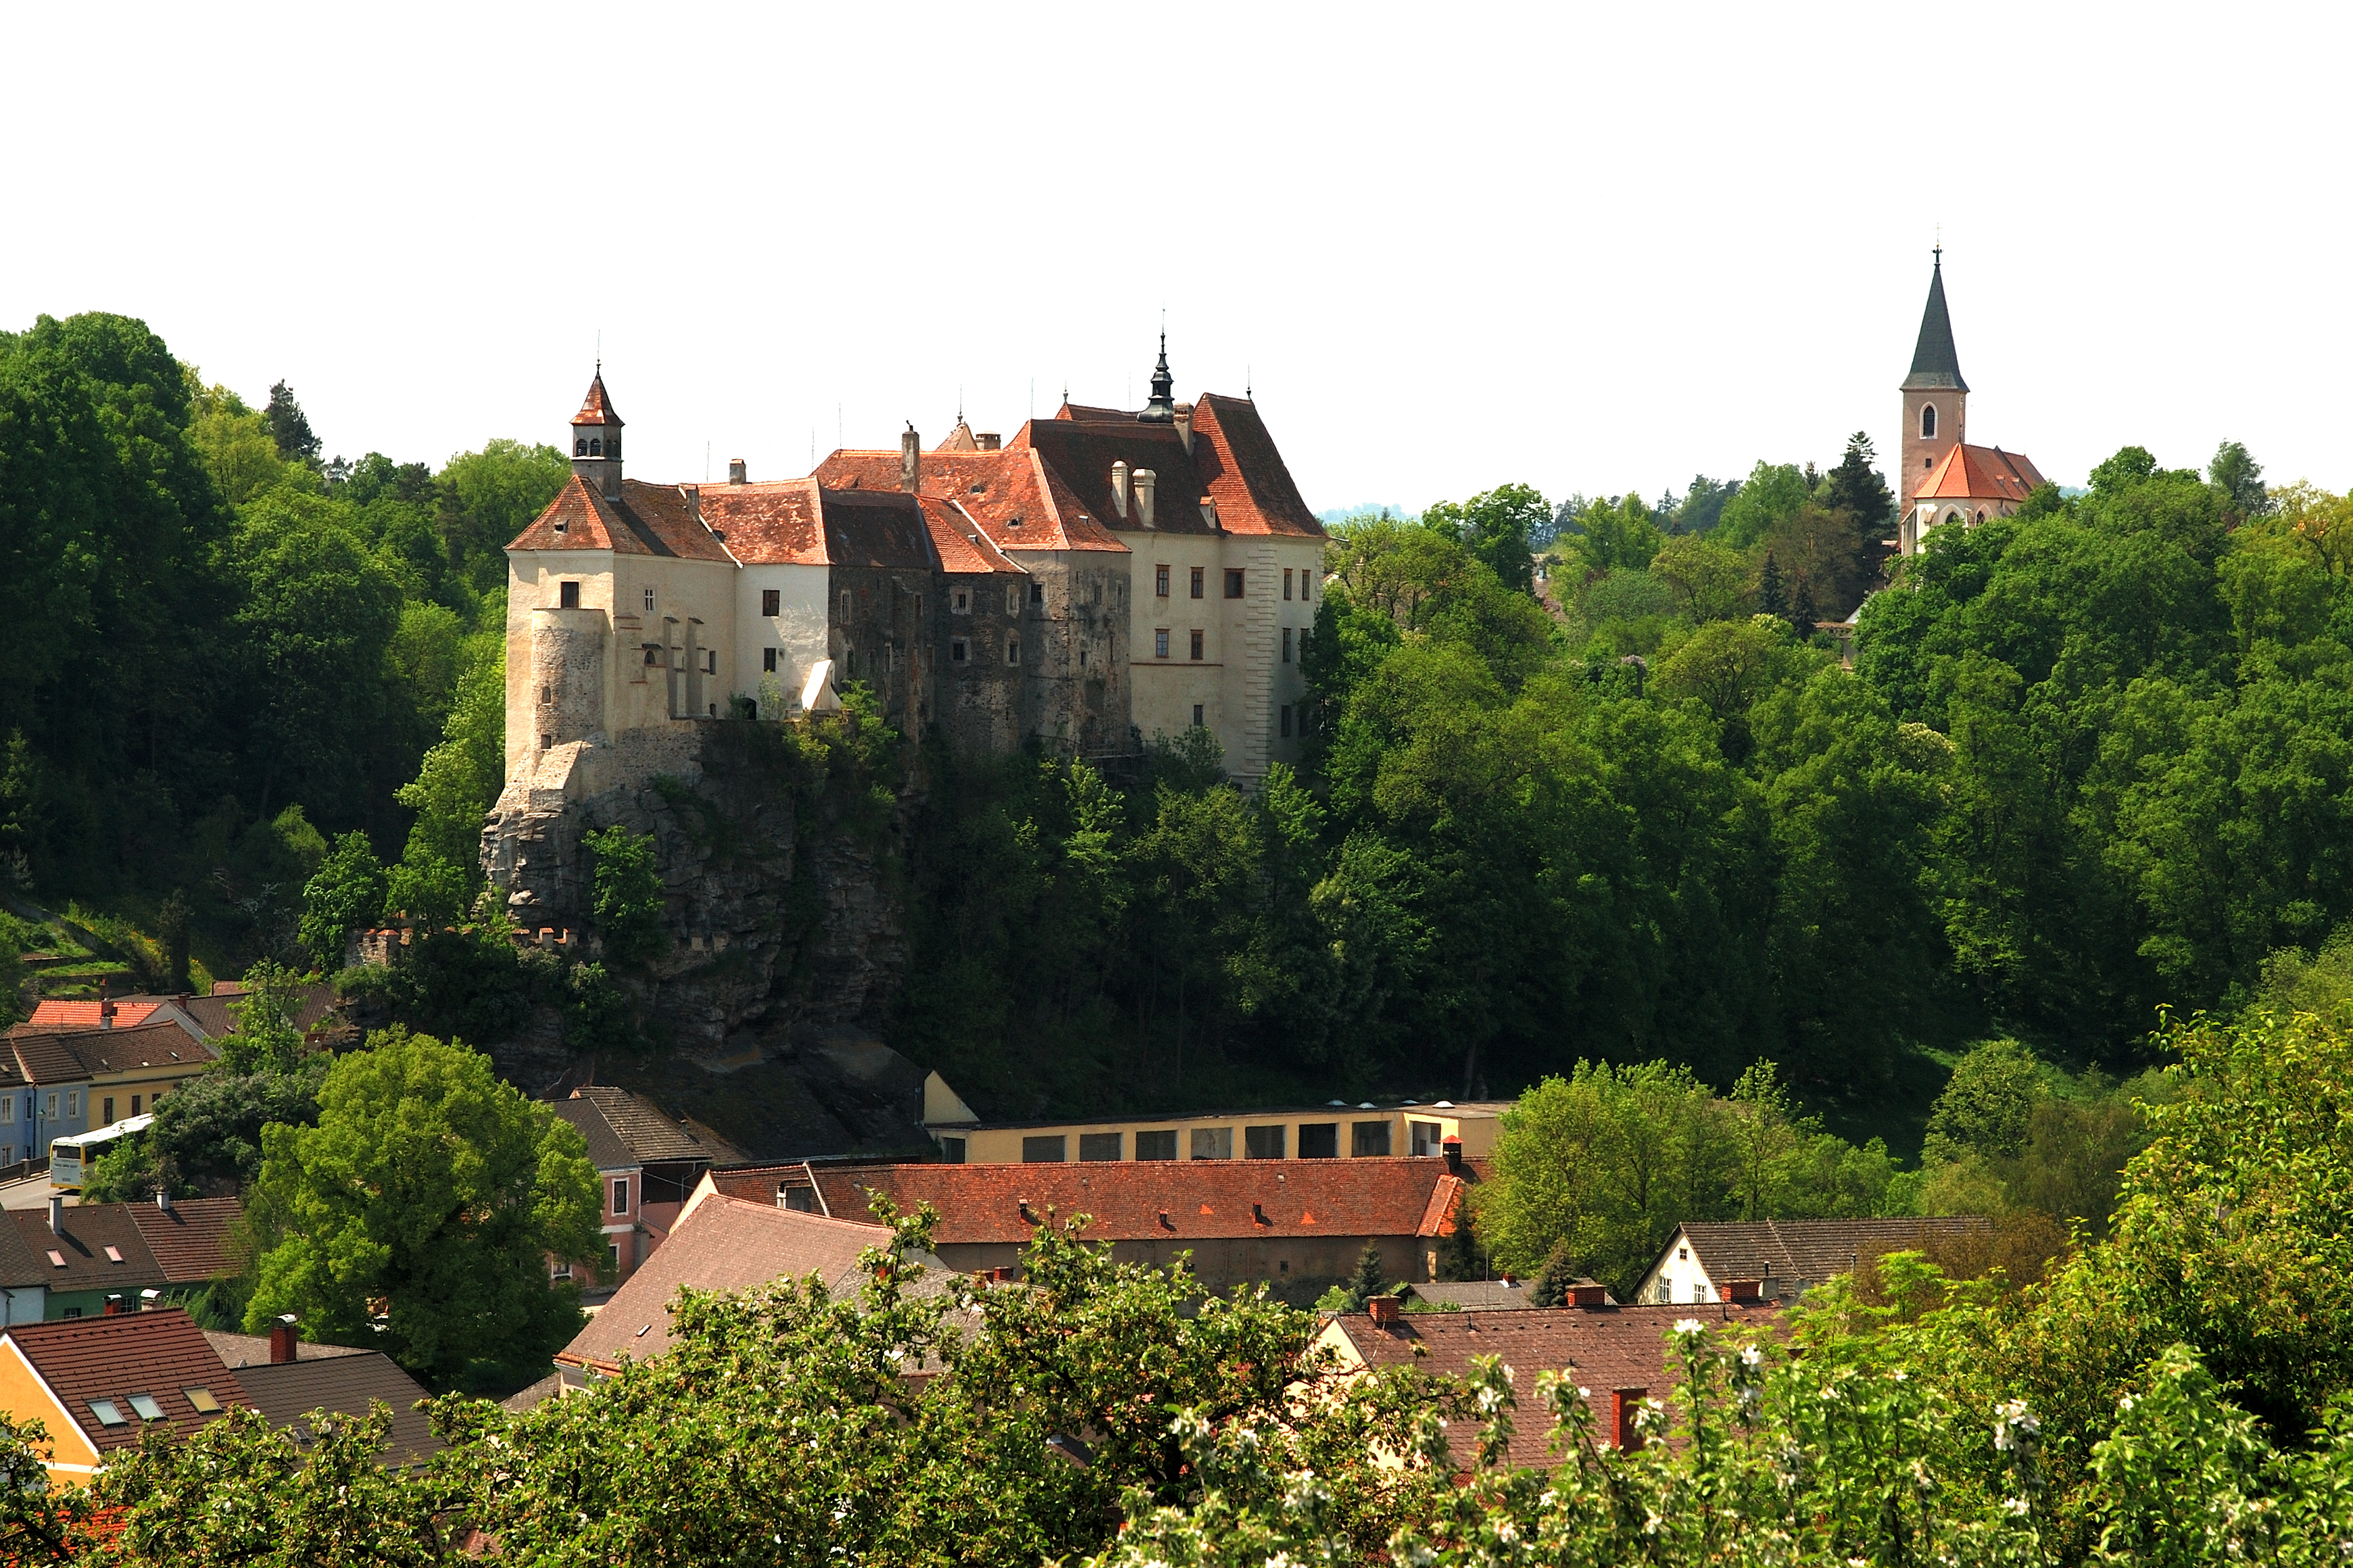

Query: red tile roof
[710,1158,1467,1247]
[3,1309,249,1454]
[571,371,622,428]
[124,1198,245,1284]
[919,497,1025,577]
[1187,394,1326,539]
[1915,443,2047,505]
[507,476,733,560]
[26,1002,161,1031]
[1328,1300,1785,1469]
[1664,1218,1993,1296]
[556,1192,892,1373]
[699,479,828,566]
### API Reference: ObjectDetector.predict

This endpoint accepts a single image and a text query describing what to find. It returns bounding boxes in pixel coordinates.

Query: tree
[244,1027,600,1392]
[262,381,320,466]
[1649,534,1750,622]
[1343,1240,1391,1310]
[1574,491,1664,575]
[1714,460,1811,549]
[2210,438,2270,518]
[297,829,386,971]
[1923,1037,2044,1166]
[1755,551,1785,617]
[1422,482,1547,595]
[585,823,666,969]
[1816,432,1897,543]
[221,958,310,1075]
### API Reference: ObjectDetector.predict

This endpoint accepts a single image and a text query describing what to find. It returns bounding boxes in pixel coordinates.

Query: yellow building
[928,1100,1504,1166]
[0,1309,247,1486]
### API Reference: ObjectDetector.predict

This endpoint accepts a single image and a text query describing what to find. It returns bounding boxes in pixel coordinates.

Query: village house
[0,1308,251,1486]
[1315,1293,1785,1467]
[207,1321,439,1468]
[5,1016,220,1166]
[488,341,1327,866]
[0,1194,242,1323]
[707,1155,1472,1298]
[548,1085,727,1287]
[924,1098,1503,1167]
[1897,248,2049,554]
[1632,1217,1992,1306]
[551,1183,897,1392]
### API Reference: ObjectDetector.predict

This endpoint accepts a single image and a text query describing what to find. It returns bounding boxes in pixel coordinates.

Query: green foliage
[585,823,666,969]
[245,1026,600,1392]
[1714,459,1813,549]
[297,829,386,971]
[1925,1037,2045,1164]
[143,1056,329,1192]
[1422,481,1547,595]
[220,958,308,1074]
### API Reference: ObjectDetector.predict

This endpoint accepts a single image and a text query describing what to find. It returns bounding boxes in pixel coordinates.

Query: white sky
[6,3,2346,515]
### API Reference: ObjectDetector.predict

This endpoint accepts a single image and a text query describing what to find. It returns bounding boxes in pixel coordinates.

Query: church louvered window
[1920,405,1936,439]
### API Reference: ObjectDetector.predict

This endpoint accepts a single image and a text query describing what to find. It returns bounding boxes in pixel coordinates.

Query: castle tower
[1899,249,1966,509]
[1138,333,1176,423]
[571,368,624,501]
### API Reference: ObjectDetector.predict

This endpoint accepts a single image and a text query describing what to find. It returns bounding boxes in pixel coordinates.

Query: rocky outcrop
[481,720,908,1065]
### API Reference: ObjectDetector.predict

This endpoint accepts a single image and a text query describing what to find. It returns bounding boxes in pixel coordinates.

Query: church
[1897,248,2047,554]
[494,342,1328,820]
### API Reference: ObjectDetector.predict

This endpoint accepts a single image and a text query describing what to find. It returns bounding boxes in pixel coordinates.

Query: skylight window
[184,1388,220,1413]
[103,1246,123,1263]
[127,1394,165,1421]
[89,1400,126,1427]
[45,1251,63,1269]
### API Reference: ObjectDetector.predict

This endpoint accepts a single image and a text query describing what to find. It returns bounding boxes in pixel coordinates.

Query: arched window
[1920,404,1937,439]
[1945,510,1964,529]
[589,438,602,456]
[1975,510,1987,525]
[575,437,587,456]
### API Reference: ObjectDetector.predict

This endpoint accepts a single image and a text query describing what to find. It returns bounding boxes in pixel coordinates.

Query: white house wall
[733,565,831,716]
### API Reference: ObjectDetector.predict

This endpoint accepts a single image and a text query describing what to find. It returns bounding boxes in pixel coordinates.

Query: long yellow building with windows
[927,1100,1505,1166]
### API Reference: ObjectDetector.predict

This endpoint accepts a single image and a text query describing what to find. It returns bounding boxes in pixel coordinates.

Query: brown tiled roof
[821,489,939,570]
[126,1198,244,1283]
[1915,444,2047,505]
[506,477,733,561]
[7,1019,214,1079]
[572,371,622,427]
[1330,1302,1785,1469]
[1188,395,1325,539]
[168,980,338,1043]
[921,497,1025,577]
[1407,1279,1544,1310]
[3,1309,249,1453]
[7,1205,166,1293]
[1668,1218,1993,1293]
[712,1158,1467,1247]
[203,1330,370,1367]
[561,1087,714,1169]
[1021,420,1213,536]
[556,1193,891,1373]
[700,479,827,566]
[812,443,1126,554]
[235,1352,439,1467]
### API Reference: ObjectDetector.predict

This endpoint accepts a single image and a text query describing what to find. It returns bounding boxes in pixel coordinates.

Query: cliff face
[481,721,908,1067]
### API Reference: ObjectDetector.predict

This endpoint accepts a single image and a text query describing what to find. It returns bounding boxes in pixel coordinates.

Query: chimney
[975,433,1001,451]
[270,1315,299,1364]
[99,985,115,1030]
[103,1294,124,1316]
[1442,1135,1463,1174]
[47,1196,62,1233]
[1569,1282,1609,1308]
[1109,461,1130,520]
[1132,469,1156,529]
[1611,1388,1647,1450]
[155,1188,172,1212]
[1723,1278,1764,1304]
[900,426,921,493]
[729,458,748,485]
[1367,1294,1401,1327]
[139,1288,161,1310]
[1173,402,1193,454]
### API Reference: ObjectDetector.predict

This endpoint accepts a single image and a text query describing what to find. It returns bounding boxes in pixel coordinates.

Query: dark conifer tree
[1819,433,1897,539]
[265,380,321,465]
[1757,552,1787,618]
[1789,574,1818,640]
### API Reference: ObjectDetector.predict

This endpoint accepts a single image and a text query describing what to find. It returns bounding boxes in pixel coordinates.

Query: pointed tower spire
[1901,247,1968,393]
[570,369,625,501]
[1139,332,1176,422]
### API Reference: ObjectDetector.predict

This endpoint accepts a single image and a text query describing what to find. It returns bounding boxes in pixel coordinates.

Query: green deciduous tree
[245,1027,600,1392]
[297,829,386,971]
[1423,481,1549,595]
[585,823,666,969]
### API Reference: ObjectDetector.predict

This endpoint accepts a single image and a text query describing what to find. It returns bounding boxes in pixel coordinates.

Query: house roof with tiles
[709,1158,1468,1247]
[237,1352,440,1467]
[25,1001,162,1031]
[8,1019,214,1085]
[1321,1300,1785,1469]
[556,1192,894,1374]
[7,1205,166,1293]
[820,488,942,572]
[1657,1218,1994,1295]
[1,1309,249,1456]
[507,476,734,561]
[170,979,339,1042]
[1915,443,2047,506]
[556,1086,716,1172]
[697,478,828,566]
[126,1198,245,1284]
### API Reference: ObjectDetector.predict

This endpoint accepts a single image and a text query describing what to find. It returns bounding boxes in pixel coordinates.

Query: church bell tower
[570,368,624,502]
[1899,249,1966,509]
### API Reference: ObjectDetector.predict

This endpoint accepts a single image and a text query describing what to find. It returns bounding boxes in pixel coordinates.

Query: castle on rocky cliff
[489,343,1328,841]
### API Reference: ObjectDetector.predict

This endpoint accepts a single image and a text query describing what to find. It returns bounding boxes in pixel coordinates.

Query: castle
[1896,248,2047,554]
[491,342,1328,831]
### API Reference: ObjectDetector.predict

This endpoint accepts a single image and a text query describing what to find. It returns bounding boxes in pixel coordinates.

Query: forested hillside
[0,312,563,981]
[903,445,2353,1127]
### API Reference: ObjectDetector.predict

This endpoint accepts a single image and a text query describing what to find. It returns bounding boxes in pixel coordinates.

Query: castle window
[1006,637,1020,666]
[841,591,853,621]
[1284,569,1294,600]
[1155,629,1169,658]
[589,438,602,457]
[644,587,656,613]
[1031,581,1044,606]
[575,438,587,456]
[761,589,780,616]
[540,684,552,705]
[643,645,660,666]
[1192,704,1205,728]
[559,581,580,609]
[1282,628,1292,663]
[951,589,970,615]
[951,637,968,664]
[1919,404,1936,440]
[704,650,717,675]
[1190,629,1204,660]
[1155,564,1170,597]
[1007,585,1020,615]
[539,734,552,750]
[763,648,777,673]
[1225,570,1244,599]
[1190,566,1205,599]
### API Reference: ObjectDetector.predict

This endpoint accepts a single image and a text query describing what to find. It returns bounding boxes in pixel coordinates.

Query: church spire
[1139,332,1176,422]
[1901,247,1968,393]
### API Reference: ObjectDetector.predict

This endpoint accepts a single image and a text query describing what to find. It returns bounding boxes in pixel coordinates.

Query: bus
[48,1113,153,1190]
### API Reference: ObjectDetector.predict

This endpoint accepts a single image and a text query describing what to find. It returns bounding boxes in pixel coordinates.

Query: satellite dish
[800,659,842,714]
